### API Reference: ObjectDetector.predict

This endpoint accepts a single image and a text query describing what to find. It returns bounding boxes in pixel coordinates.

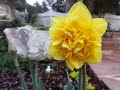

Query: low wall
[36,13,120,31]
[104,13,120,31]
[35,11,67,27]
[35,16,51,27]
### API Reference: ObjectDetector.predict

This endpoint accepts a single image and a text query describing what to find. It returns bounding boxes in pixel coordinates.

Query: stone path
[90,33,120,90]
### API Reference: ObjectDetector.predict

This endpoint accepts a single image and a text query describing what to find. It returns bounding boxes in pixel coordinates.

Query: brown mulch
[0,61,110,90]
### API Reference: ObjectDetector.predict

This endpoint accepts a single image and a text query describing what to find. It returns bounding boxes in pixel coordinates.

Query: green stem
[83,63,87,90]
[78,63,87,90]
[66,70,72,90]
[13,52,28,90]
[30,62,36,90]
[78,67,83,90]
[11,51,19,66]
[35,62,38,90]
[9,39,28,90]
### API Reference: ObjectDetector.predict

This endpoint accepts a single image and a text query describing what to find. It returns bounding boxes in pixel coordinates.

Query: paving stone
[90,34,120,90]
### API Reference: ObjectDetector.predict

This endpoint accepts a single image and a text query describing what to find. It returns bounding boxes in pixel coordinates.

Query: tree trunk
[11,8,15,19]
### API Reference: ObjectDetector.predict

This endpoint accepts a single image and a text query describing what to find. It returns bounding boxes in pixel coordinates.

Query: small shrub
[0,21,14,32]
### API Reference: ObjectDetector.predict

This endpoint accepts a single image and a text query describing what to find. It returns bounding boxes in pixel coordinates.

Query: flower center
[62,30,85,53]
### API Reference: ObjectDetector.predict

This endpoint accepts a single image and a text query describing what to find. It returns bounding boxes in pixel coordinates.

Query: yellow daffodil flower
[48,2,108,70]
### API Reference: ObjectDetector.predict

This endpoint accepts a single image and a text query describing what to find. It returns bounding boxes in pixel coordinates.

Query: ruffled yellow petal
[92,18,108,36]
[48,2,107,70]
[51,16,65,26]
[49,27,64,40]
[66,60,74,71]
[63,31,73,39]
[68,2,91,18]
[69,55,84,69]
[67,2,92,29]
[85,47,102,64]
[48,43,64,60]
[62,42,72,50]
[53,40,61,45]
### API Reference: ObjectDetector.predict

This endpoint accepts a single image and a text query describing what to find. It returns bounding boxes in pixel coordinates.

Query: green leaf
[63,84,75,90]
[38,78,45,90]
[16,66,28,90]
[87,84,95,90]
[35,62,38,90]
[66,70,73,90]
[48,87,52,90]
[70,71,79,79]
[30,64,36,90]
[87,76,90,82]
[63,85,68,90]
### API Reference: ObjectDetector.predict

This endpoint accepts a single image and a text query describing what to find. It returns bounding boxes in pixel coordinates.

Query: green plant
[25,5,37,23]
[0,37,30,71]
[12,16,24,27]
[0,37,15,71]
[0,21,14,32]
[70,71,79,80]
[70,71,96,90]
[87,84,95,90]
[93,0,119,16]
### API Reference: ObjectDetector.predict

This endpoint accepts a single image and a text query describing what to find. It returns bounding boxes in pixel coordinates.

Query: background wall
[104,13,120,31]
[36,11,120,31]
[35,10,67,27]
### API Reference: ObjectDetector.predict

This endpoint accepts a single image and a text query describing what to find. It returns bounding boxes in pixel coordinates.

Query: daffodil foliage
[48,2,108,70]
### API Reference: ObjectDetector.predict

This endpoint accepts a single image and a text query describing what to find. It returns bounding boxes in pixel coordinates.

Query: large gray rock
[4,25,51,60]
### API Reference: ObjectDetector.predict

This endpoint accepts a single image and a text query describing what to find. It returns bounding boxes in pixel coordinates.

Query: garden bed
[0,60,110,90]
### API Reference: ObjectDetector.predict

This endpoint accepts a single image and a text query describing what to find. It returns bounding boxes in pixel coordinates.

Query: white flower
[46,66,53,73]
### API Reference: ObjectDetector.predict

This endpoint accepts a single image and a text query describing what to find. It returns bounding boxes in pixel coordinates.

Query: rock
[4,25,51,60]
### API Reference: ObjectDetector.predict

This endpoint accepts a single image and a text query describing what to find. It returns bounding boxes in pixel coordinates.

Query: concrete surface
[90,32,120,90]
